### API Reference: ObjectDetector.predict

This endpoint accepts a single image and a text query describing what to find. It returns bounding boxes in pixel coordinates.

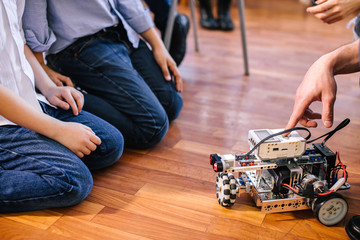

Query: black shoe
[217,15,234,31]
[168,13,190,66]
[346,215,360,240]
[217,0,234,31]
[199,0,219,30]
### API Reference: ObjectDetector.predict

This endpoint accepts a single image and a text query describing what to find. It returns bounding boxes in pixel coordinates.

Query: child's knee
[167,92,183,122]
[61,165,93,206]
[84,126,124,170]
[142,115,169,149]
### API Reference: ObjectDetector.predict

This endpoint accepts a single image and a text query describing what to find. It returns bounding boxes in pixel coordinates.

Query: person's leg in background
[144,0,190,65]
[0,103,123,213]
[199,0,219,29]
[144,0,171,32]
[217,0,234,31]
[199,0,234,31]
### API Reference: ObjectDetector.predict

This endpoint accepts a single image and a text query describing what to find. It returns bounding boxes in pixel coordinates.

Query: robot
[210,120,350,226]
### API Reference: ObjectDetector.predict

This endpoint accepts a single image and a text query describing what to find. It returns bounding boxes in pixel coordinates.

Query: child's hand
[41,64,74,87]
[308,0,360,24]
[44,86,84,115]
[53,121,101,158]
[152,45,183,93]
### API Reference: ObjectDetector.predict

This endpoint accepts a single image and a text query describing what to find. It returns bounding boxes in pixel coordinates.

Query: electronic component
[210,119,350,226]
[248,129,306,160]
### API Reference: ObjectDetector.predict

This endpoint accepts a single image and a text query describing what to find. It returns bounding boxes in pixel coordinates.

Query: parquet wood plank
[92,207,236,240]
[0,210,62,230]
[0,218,67,240]
[134,183,266,226]
[288,218,348,240]
[103,161,216,198]
[88,186,219,232]
[206,215,314,240]
[119,151,215,182]
[51,200,105,222]
[92,170,147,195]
[173,139,229,156]
[48,216,151,240]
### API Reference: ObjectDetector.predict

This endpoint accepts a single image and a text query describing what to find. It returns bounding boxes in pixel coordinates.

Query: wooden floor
[1,0,360,239]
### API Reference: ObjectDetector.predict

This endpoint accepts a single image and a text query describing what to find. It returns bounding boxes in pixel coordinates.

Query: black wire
[295,183,304,191]
[245,127,311,157]
[306,118,350,144]
[244,118,350,157]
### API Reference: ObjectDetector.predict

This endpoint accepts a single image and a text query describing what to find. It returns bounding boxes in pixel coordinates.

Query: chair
[164,0,249,75]
[164,0,199,52]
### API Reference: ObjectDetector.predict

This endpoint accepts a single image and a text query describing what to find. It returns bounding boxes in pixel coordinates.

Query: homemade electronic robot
[210,119,350,226]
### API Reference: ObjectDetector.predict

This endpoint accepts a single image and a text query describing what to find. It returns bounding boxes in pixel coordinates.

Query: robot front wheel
[216,172,237,207]
[312,192,348,226]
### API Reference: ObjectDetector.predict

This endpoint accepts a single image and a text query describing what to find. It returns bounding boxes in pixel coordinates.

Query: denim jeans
[0,102,123,213]
[47,28,183,149]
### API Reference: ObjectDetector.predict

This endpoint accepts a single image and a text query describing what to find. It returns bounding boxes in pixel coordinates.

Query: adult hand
[285,55,337,132]
[54,121,101,158]
[43,86,84,116]
[152,44,183,93]
[308,0,360,24]
[41,63,74,87]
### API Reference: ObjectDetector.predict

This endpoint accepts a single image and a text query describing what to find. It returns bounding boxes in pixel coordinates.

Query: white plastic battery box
[248,129,306,160]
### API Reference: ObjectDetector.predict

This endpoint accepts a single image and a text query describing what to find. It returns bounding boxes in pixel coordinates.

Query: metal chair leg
[164,0,199,52]
[190,0,199,52]
[164,0,178,50]
[237,0,249,75]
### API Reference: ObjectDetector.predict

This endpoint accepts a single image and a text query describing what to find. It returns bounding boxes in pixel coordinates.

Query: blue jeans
[0,102,123,213]
[47,27,183,149]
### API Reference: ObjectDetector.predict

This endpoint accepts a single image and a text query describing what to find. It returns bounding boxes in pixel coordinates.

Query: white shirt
[0,0,42,126]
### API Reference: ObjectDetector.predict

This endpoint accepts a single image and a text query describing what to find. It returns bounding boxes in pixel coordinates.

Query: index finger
[62,89,79,115]
[59,76,74,87]
[53,78,64,87]
[307,1,331,14]
[313,0,328,5]
[285,100,310,132]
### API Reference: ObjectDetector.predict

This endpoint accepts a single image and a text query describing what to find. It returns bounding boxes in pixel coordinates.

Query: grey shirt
[22,0,154,54]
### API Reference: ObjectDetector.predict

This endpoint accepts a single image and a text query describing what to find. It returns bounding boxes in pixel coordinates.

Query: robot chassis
[210,128,350,226]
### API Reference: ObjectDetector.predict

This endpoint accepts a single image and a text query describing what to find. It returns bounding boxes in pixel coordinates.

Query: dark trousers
[144,0,171,32]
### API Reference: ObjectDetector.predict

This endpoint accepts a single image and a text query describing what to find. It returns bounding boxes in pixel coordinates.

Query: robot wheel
[216,172,237,207]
